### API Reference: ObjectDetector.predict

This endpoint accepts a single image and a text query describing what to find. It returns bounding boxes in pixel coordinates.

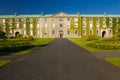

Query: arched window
[60,24,63,27]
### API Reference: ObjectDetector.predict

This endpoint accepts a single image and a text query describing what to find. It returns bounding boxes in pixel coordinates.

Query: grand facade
[0,12,120,38]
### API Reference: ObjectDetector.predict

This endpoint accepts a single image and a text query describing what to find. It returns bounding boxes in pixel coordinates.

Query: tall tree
[70,17,74,35]
[12,18,16,34]
[112,18,117,35]
[100,17,103,28]
[33,18,37,36]
[19,18,23,29]
[0,24,3,31]
[5,18,9,37]
[86,17,90,35]
[78,17,82,37]
[106,17,109,28]
[93,17,96,35]
[26,18,30,35]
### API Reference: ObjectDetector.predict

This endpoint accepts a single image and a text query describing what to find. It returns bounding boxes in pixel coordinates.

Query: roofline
[1,12,120,18]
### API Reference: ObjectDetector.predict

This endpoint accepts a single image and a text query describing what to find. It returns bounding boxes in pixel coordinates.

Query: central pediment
[51,12,70,17]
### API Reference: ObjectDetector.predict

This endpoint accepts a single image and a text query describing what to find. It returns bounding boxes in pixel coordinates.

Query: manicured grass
[16,38,55,55]
[68,38,120,53]
[68,38,98,52]
[0,38,55,55]
[106,57,120,68]
[31,38,55,46]
[0,60,10,67]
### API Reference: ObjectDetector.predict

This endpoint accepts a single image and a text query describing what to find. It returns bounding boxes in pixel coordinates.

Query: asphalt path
[0,38,120,80]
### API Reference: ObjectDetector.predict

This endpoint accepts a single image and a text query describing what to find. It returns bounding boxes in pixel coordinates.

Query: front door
[59,30,63,38]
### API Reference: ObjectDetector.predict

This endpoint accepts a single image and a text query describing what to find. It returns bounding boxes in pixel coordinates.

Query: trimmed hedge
[0,40,34,55]
[87,41,120,50]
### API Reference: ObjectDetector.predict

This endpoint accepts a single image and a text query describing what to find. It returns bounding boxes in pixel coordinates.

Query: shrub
[112,35,118,40]
[27,36,34,41]
[0,31,5,39]
[86,34,97,41]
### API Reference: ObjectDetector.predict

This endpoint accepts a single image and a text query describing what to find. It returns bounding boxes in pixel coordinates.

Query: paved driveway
[0,38,120,80]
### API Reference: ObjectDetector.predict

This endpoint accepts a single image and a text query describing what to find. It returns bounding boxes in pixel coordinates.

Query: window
[16,18,19,22]
[96,23,99,27]
[59,18,63,21]
[103,18,106,21]
[109,30,112,34]
[30,24,33,28]
[109,23,112,27]
[90,17,92,21]
[37,24,39,28]
[83,30,86,35]
[23,24,26,28]
[83,23,86,27]
[44,31,47,35]
[83,18,86,21]
[67,18,70,21]
[74,18,78,22]
[16,24,19,28]
[96,30,98,35]
[103,22,106,27]
[74,30,78,35]
[53,24,55,28]
[37,30,39,35]
[52,30,55,35]
[67,24,70,27]
[44,18,47,22]
[96,18,99,22]
[67,30,70,35]
[90,23,93,28]
[45,24,47,28]
[3,19,5,23]
[75,23,78,28]
[90,30,92,34]
[30,30,33,35]
[52,18,55,21]
[30,18,33,23]
[60,23,63,27]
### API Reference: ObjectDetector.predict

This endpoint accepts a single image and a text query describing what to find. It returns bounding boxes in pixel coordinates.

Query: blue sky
[0,0,120,15]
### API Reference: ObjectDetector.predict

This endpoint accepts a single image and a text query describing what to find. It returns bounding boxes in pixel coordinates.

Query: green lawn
[16,38,55,55]
[68,38,120,53]
[0,60,10,67]
[32,38,55,46]
[0,38,55,55]
[68,38,98,52]
[106,57,120,68]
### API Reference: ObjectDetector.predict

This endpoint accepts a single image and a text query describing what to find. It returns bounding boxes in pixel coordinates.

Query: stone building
[0,12,120,38]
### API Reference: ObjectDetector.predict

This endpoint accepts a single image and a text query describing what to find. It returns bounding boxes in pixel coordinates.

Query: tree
[26,18,30,35]
[33,18,37,36]
[70,17,74,35]
[116,24,120,39]
[19,18,23,28]
[0,24,3,31]
[112,18,117,35]
[0,31,5,39]
[93,17,96,35]
[106,17,109,28]
[12,18,16,34]
[86,17,90,35]
[100,17,103,28]
[5,19,9,37]
[78,17,82,37]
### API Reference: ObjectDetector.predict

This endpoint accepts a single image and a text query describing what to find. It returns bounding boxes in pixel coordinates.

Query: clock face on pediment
[51,12,70,17]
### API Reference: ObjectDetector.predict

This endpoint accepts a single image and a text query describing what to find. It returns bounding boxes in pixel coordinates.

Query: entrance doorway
[59,30,63,38]
[102,31,106,37]
[15,31,20,38]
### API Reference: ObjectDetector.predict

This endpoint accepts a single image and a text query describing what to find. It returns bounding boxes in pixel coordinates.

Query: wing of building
[0,12,120,38]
